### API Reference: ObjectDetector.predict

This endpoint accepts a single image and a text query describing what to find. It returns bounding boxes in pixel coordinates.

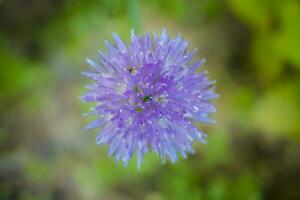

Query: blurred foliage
[1,0,300,199]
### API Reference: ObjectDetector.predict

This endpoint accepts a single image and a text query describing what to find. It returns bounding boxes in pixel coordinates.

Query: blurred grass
[1,0,300,199]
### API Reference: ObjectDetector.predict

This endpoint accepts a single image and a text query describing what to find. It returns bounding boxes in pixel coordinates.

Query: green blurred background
[1,0,300,199]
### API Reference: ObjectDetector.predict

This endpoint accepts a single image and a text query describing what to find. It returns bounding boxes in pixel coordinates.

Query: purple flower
[82,30,218,168]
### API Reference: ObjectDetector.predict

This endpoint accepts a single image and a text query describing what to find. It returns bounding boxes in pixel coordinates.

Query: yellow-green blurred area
[1,0,300,199]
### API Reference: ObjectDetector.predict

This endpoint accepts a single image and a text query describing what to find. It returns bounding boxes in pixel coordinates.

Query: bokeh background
[1,0,300,199]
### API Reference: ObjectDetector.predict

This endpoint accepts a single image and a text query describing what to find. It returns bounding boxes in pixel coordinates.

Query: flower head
[82,30,218,168]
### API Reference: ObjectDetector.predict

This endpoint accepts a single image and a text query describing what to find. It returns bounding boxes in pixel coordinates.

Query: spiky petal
[82,30,218,168]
